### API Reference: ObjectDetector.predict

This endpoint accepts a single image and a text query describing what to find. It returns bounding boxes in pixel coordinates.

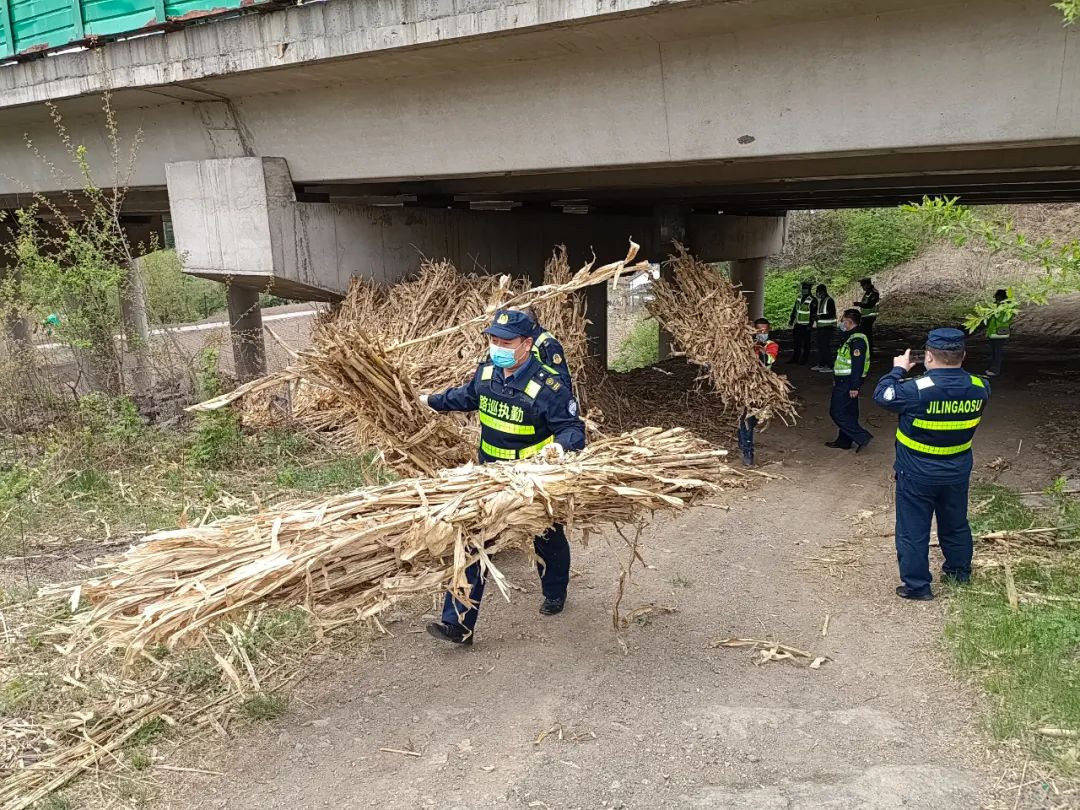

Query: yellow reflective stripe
[480,435,553,461]
[524,380,542,399]
[912,417,982,431]
[479,411,536,435]
[896,429,973,456]
[481,365,494,381]
[970,375,985,388]
[480,440,516,460]
[536,332,551,346]
[519,435,554,459]
[542,363,560,374]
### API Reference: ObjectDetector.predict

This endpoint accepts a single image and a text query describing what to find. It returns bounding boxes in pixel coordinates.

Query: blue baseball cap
[927,327,966,351]
[484,309,534,340]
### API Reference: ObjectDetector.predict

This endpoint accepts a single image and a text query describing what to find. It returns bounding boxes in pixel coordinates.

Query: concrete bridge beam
[166,157,785,368]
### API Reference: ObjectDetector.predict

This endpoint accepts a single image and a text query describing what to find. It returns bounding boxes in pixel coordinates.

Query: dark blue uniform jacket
[873,366,990,484]
[428,355,586,463]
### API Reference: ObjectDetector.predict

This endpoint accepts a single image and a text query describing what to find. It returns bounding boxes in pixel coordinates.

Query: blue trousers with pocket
[442,524,570,631]
[829,378,872,448]
[737,413,757,457]
[895,470,973,594]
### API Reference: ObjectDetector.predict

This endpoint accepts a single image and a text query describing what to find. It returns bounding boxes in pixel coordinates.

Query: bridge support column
[227,284,266,381]
[654,204,688,360]
[119,217,163,396]
[730,258,767,321]
[584,283,608,369]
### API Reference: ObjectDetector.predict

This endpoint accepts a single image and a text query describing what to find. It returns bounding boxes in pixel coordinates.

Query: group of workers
[787,277,879,371]
[417,277,1015,645]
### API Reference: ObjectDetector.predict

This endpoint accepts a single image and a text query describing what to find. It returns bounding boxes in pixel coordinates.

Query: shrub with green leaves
[611,318,659,372]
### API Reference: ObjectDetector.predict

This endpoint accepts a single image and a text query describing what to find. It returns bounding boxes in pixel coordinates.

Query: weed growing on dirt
[611,318,659,372]
[945,482,1080,776]
[240,693,289,722]
[968,483,1036,535]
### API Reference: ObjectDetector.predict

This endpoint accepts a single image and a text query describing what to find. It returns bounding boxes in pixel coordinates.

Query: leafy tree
[902,197,1080,333]
[1054,0,1079,25]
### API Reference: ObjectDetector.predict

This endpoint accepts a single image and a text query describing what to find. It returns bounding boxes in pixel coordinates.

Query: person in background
[420,309,586,645]
[983,289,1013,377]
[872,328,989,600]
[826,309,873,452]
[788,280,816,365]
[854,277,880,356]
[508,306,571,378]
[738,317,779,467]
[811,283,837,372]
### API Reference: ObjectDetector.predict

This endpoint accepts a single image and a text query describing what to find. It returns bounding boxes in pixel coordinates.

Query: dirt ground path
[166,357,1069,810]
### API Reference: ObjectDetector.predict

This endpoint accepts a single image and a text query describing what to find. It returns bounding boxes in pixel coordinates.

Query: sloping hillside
[860,203,1079,333]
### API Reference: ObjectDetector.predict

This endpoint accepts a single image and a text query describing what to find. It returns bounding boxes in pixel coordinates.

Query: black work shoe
[539,598,565,616]
[741,452,754,467]
[426,622,473,645]
[855,436,873,453]
[824,441,849,449]
[895,586,934,601]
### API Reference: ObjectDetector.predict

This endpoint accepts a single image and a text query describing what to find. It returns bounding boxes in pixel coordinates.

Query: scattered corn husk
[54,427,742,663]
[647,246,798,424]
[708,637,830,668]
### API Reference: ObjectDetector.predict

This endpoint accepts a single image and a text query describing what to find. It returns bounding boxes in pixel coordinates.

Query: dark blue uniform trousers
[830,378,872,448]
[895,470,973,594]
[737,413,757,457]
[442,524,571,631]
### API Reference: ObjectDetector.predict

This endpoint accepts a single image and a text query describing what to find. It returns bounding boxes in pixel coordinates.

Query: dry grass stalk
[53,427,741,664]
[646,246,798,424]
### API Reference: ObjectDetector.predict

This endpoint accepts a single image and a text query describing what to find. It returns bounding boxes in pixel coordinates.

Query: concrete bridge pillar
[654,204,689,360]
[730,258,767,321]
[226,283,266,381]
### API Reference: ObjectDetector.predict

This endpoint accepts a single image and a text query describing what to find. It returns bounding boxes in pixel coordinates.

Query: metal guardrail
[0,0,282,61]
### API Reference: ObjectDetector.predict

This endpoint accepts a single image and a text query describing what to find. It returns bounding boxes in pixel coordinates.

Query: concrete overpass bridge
[1,0,1077,376]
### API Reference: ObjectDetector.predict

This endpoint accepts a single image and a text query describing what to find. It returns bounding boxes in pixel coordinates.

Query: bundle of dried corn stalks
[647,246,798,424]
[198,243,646,470]
[57,427,740,663]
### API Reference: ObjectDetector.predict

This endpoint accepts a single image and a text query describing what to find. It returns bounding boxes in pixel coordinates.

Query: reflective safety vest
[858,290,879,319]
[477,364,557,461]
[833,332,870,376]
[795,295,813,326]
[816,297,836,327]
[895,374,988,457]
[987,310,1014,340]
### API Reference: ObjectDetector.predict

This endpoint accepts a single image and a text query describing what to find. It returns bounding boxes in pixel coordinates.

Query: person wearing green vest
[787,280,816,365]
[812,283,837,372]
[826,309,873,452]
[420,309,586,645]
[984,289,1014,377]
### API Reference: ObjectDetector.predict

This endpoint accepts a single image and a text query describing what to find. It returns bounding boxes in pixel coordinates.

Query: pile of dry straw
[210,242,796,474]
[59,427,743,662]
[648,246,798,424]
[210,246,601,472]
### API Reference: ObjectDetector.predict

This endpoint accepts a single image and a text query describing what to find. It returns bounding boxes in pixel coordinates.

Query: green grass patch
[241,693,289,722]
[968,482,1037,535]
[611,318,659,372]
[275,454,393,493]
[944,483,1080,775]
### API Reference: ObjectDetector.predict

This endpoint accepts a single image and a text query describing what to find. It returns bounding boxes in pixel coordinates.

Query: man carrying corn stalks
[420,308,587,645]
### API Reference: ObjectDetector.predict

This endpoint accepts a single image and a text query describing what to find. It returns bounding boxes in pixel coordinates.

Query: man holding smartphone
[872,328,990,600]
